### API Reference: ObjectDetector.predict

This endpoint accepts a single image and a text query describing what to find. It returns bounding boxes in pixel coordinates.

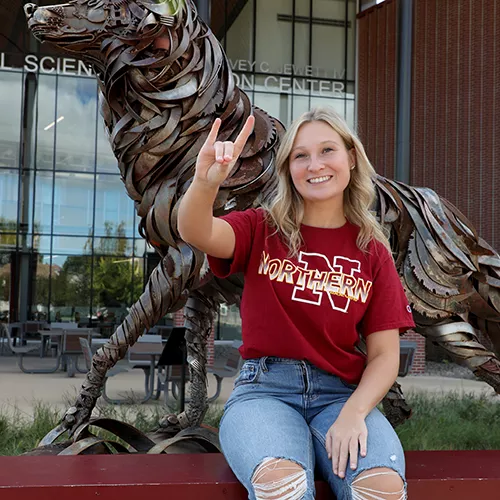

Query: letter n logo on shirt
[291,252,361,313]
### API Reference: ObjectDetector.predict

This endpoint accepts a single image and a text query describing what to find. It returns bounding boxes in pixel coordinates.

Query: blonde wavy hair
[263,107,390,256]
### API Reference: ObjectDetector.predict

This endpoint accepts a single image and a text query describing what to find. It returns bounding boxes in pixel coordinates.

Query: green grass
[395,391,500,450]
[0,401,225,456]
[0,391,498,455]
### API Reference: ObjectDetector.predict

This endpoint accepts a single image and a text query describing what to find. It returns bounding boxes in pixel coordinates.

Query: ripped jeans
[220,357,406,500]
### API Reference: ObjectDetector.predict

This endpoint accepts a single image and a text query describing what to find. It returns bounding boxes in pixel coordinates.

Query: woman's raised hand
[195,115,255,188]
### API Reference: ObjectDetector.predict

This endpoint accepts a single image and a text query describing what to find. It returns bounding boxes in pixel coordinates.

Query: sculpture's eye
[88,0,104,8]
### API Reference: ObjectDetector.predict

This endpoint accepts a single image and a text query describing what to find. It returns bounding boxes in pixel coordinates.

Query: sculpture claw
[62,405,92,438]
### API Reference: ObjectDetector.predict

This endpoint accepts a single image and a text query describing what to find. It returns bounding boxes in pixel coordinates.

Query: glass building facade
[0,0,356,338]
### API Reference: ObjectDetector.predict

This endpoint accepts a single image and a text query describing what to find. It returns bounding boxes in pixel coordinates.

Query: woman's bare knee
[351,467,406,500]
[251,457,307,500]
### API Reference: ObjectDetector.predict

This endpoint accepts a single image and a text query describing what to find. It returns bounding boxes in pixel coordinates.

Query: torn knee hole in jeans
[350,470,407,500]
[251,457,308,500]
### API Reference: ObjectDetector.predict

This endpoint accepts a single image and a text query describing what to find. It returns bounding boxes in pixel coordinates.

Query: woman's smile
[308,175,333,184]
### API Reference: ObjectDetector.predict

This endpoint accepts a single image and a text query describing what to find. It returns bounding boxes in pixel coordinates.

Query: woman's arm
[326,328,400,478]
[343,328,400,417]
[177,116,255,258]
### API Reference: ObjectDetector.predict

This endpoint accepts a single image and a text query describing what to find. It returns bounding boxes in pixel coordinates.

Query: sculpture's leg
[382,381,412,428]
[419,321,500,392]
[49,246,197,440]
[159,292,217,434]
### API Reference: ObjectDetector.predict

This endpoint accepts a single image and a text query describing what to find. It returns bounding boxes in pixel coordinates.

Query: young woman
[178,107,414,500]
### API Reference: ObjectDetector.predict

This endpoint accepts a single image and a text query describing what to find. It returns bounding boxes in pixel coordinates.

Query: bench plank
[0,451,499,499]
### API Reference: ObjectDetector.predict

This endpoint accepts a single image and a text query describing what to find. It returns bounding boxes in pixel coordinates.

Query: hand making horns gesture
[195,115,255,188]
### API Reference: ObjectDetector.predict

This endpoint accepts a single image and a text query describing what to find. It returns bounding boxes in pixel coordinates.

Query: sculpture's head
[24,0,188,57]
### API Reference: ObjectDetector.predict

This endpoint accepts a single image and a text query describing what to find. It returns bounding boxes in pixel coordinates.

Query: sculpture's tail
[375,176,500,392]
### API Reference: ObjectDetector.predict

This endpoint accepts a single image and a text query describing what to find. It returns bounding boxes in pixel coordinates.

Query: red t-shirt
[207,208,415,383]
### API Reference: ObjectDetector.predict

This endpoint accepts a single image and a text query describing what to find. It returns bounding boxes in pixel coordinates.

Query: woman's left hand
[326,409,368,478]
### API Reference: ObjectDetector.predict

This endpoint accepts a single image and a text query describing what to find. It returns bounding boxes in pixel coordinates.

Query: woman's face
[288,121,355,208]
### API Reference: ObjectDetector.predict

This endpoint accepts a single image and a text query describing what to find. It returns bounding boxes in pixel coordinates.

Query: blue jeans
[220,357,406,500]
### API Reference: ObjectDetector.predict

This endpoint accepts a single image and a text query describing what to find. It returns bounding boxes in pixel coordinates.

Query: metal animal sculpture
[24,0,500,454]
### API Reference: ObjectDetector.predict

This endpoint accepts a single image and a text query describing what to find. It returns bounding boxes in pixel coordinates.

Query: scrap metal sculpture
[24,0,500,454]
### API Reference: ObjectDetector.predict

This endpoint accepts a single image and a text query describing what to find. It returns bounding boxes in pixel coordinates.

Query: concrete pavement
[0,354,498,419]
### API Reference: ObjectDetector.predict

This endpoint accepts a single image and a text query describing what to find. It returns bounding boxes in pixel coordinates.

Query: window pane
[92,255,132,325]
[225,0,255,64]
[53,172,94,235]
[255,0,293,74]
[52,236,91,255]
[132,257,145,303]
[217,304,242,341]
[33,170,54,234]
[95,175,135,238]
[94,237,133,257]
[36,74,57,170]
[55,76,97,172]
[312,0,347,78]
[96,124,118,173]
[0,251,12,322]
[0,169,19,229]
[31,254,51,321]
[51,254,91,322]
[0,71,22,170]
[134,238,146,257]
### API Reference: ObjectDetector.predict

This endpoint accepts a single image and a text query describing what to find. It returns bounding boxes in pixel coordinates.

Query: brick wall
[356,0,398,179]
[401,330,425,375]
[411,0,500,249]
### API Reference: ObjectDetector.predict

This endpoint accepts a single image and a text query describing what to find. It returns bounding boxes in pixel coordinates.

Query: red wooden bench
[0,451,498,499]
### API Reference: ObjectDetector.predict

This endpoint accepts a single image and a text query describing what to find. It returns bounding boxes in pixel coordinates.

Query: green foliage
[0,401,224,456]
[51,221,144,313]
[0,403,61,456]
[395,391,500,450]
[3,392,499,456]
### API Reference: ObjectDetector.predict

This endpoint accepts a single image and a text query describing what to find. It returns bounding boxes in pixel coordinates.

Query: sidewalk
[0,354,497,419]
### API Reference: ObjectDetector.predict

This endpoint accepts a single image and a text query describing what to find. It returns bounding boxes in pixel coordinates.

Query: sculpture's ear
[136,0,184,16]
[136,0,185,27]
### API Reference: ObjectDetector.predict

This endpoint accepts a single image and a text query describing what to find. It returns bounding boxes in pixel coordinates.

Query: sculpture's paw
[157,413,183,438]
[62,405,92,436]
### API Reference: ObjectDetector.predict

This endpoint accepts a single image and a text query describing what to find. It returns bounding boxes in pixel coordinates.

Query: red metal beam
[0,451,499,499]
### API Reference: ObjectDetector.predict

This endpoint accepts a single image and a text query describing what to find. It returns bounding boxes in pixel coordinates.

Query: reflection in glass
[52,236,91,255]
[347,1,356,82]
[51,254,91,322]
[0,72,22,170]
[53,172,94,235]
[0,252,11,322]
[35,74,57,170]
[96,122,118,173]
[31,254,53,321]
[33,170,54,234]
[310,96,345,117]
[92,255,135,326]
[312,0,347,78]
[0,169,19,229]
[134,238,147,257]
[94,235,133,257]
[95,175,135,237]
[216,303,242,341]
[55,76,97,172]
[224,0,254,65]
[132,258,145,303]
[255,0,292,74]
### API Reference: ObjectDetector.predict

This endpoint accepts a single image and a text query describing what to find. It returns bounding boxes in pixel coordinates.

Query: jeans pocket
[234,360,260,387]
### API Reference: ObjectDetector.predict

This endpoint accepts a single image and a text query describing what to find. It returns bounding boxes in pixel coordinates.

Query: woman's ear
[348,147,357,168]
